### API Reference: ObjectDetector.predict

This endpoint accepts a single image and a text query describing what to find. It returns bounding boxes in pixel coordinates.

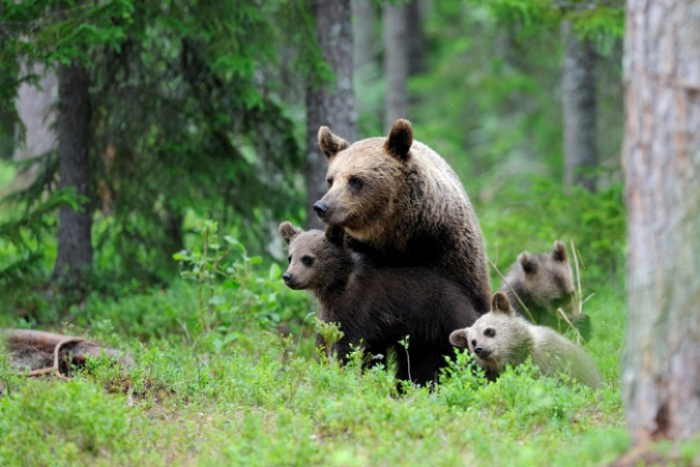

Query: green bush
[480,178,626,289]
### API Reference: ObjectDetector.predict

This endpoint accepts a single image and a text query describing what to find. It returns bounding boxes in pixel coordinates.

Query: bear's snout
[473,345,490,359]
[313,200,329,218]
[282,272,293,285]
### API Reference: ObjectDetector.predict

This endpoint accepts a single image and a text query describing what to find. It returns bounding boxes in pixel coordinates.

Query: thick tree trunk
[53,61,93,283]
[622,0,700,443]
[562,21,598,191]
[306,0,356,230]
[383,0,410,130]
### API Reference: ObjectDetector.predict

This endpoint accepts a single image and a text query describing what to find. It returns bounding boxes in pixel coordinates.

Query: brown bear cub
[449,292,601,389]
[279,221,479,386]
[313,119,491,319]
[500,241,591,340]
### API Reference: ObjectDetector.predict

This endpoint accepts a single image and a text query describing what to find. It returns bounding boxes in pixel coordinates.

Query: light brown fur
[315,119,491,315]
[500,241,591,340]
[449,292,601,389]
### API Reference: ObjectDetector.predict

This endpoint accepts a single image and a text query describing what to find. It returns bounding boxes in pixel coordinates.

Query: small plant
[314,318,344,362]
[398,335,412,383]
[173,220,308,345]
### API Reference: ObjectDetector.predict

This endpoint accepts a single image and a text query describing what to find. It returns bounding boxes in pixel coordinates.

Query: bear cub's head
[449,291,531,375]
[312,119,414,242]
[513,240,576,315]
[278,221,350,292]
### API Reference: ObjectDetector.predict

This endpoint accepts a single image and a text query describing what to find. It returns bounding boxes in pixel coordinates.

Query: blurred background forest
[0,0,626,327]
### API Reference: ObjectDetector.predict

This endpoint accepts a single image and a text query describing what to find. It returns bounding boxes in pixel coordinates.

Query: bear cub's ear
[279,221,302,244]
[519,252,537,275]
[384,119,413,161]
[324,225,345,245]
[552,240,568,262]
[491,291,514,316]
[318,126,350,159]
[449,328,470,349]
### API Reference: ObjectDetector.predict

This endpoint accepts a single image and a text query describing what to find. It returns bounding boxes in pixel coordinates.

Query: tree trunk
[306,0,356,230]
[13,63,57,188]
[352,0,376,72]
[622,0,700,444]
[562,20,598,191]
[383,0,410,130]
[406,0,425,77]
[53,61,93,283]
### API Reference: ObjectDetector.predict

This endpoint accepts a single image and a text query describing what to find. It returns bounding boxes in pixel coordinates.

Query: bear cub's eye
[301,256,315,267]
[348,176,363,192]
[287,255,292,264]
[484,328,496,338]
[326,177,334,188]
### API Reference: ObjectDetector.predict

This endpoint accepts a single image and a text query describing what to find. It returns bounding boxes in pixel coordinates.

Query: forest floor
[0,281,659,466]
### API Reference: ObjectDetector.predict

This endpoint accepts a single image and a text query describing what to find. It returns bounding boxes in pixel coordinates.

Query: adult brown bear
[313,119,491,317]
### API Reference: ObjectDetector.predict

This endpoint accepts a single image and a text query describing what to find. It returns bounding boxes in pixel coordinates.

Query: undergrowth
[0,205,635,466]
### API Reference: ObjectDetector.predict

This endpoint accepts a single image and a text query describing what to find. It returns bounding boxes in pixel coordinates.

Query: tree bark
[306,0,356,230]
[622,0,700,443]
[562,20,598,192]
[406,0,425,77]
[383,0,410,131]
[53,61,93,283]
[352,0,376,72]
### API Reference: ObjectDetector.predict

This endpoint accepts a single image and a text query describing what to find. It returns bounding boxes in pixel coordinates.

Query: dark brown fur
[500,241,591,340]
[279,221,479,386]
[315,119,491,318]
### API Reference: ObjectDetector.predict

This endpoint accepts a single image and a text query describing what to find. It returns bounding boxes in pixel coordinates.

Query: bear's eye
[484,328,496,338]
[301,256,315,267]
[326,177,334,188]
[287,255,292,264]
[348,176,363,192]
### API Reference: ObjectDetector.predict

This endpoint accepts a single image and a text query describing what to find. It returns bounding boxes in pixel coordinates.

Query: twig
[556,307,584,346]
[570,240,584,316]
[26,337,85,379]
[488,258,535,322]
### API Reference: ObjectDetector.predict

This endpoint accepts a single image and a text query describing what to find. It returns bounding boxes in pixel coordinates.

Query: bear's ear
[324,225,345,245]
[384,119,413,161]
[552,240,568,262]
[279,221,302,244]
[491,291,514,316]
[449,328,470,349]
[318,126,350,159]
[519,252,537,275]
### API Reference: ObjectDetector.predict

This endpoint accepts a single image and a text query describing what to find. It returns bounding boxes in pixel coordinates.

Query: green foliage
[0,379,145,465]
[0,281,629,465]
[477,0,625,49]
[481,178,626,288]
[172,221,310,339]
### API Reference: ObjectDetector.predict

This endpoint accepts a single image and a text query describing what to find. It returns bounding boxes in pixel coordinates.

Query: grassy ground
[0,278,631,466]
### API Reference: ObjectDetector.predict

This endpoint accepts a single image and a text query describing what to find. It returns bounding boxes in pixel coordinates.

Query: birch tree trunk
[562,20,598,192]
[306,0,356,230]
[622,0,700,443]
[53,61,93,283]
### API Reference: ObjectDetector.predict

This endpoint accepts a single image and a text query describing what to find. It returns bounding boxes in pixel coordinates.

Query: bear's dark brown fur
[313,119,491,317]
[279,221,479,386]
[500,241,591,340]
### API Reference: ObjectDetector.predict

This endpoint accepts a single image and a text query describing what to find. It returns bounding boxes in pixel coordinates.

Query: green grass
[0,278,631,466]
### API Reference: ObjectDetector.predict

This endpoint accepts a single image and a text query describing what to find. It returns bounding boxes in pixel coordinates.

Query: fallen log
[2,329,133,377]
